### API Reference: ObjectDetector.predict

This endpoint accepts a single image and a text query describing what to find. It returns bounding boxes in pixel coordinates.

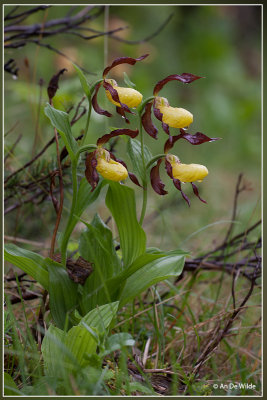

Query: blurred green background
[4,5,261,255]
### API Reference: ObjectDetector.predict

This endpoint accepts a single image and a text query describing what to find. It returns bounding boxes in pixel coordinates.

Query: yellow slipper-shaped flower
[159,106,193,129]
[105,79,143,108]
[171,162,208,182]
[155,97,193,129]
[96,156,128,182]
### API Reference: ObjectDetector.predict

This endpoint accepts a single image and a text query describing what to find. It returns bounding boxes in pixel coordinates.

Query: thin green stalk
[61,159,78,266]
[139,114,148,226]
[77,143,97,156]
[139,183,147,226]
[80,98,92,147]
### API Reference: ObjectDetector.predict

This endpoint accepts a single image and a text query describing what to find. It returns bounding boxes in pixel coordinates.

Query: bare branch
[110,13,174,44]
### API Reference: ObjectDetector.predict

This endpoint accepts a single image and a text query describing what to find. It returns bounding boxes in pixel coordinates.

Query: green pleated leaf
[41,325,70,378]
[122,252,166,279]
[46,258,78,329]
[44,103,79,161]
[80,213,121,278]
[64,325,97,370]
[80,254,169,312]
[60,178,105,258]
[106,182,146,267]
[4,243,49,290]
[127,138,153,182]
[79,302,119,333]
[4,372,21,395]
[120,250,186,306]
[73,63,91,97]
[79,214,121,313]
[75,178,106,218]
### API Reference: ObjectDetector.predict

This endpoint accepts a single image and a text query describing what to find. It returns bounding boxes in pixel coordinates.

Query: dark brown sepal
[109,152,142,187]
[128,172,143,187]
[103,81,134,116]
[165,159,190,206]
[164,134,182,153]
[164,129,221,153]
[47,68,67,101]
[103,54,149,78]
[153,101,170,135]
[141,102,158,139]
[92,82,112,117]
[173,178,191,206]
[180,128,221,145]
[191,182,207,204]
[164,158,173,179]
[116,106,130,124]
[150,159,168,195]
[97,128,139,146]
[85,151,99,192]
[153,73,203,95]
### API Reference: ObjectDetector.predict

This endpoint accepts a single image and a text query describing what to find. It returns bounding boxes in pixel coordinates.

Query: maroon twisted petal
[109,152,142,187]
[191,182,207,204]
[153,73,203,95]
[179,128,221,145]
[141,102,158,139]
[85,151,99,192]
[153,100,170,135]
[97,128,139,146]
[150,158,168,195]
[164,159,190,206]
[103,54,149,78]
[92,82,112,117]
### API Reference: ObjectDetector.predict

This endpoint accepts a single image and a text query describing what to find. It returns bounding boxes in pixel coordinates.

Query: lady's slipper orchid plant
[92,55,148,123]
[89,55,220,205]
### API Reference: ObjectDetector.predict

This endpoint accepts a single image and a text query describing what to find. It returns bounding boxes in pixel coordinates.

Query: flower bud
[96,152,128,182]
[155,97,193,129]
[171,161,208,183]
[105,79,143,108]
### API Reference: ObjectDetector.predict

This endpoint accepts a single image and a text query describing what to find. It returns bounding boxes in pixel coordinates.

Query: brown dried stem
[49,100,64,259]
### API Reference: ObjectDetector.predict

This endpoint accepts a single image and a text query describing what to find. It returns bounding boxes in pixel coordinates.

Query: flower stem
[139,113,148,226]
[139,182,147,226]
[80,98,92,147]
